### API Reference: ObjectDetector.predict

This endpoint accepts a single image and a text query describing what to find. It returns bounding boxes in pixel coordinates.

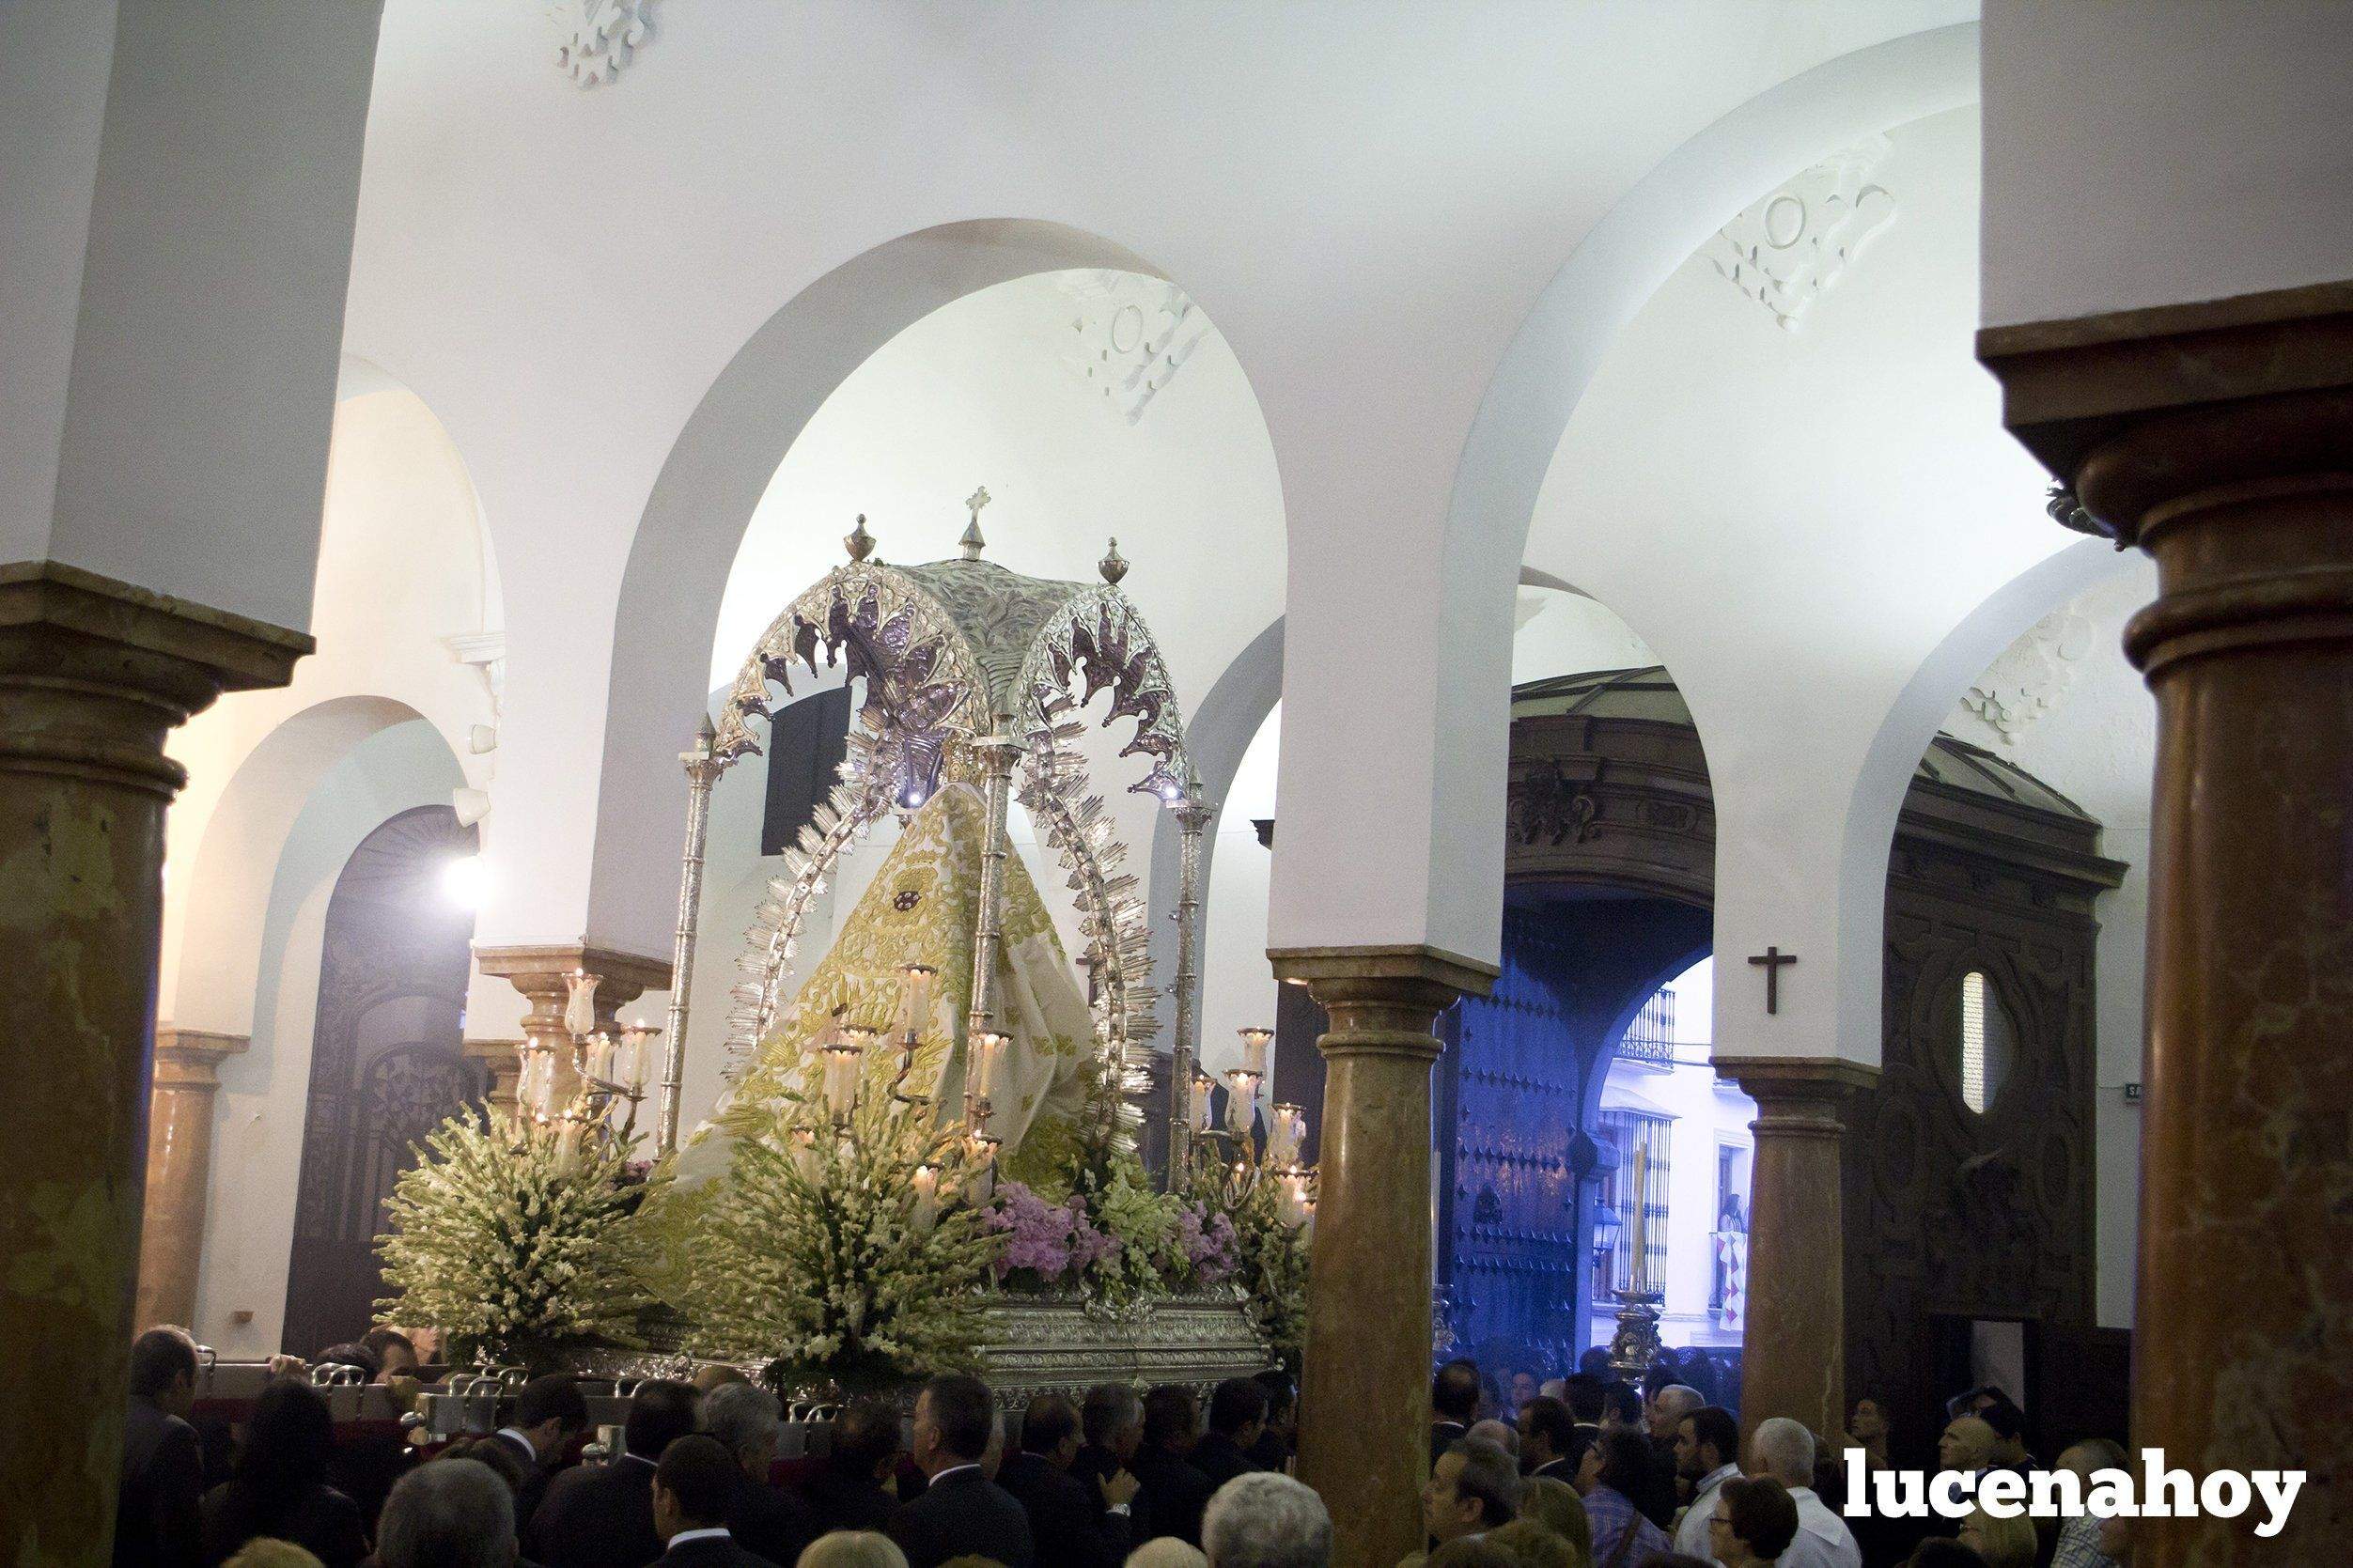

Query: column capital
[1269,943,1497,1060]
[151,1027,248,1087]
[0,561,312,797]
[475,942,672,1003]
[1978,277,2353,495]
[1715,1055,1878,1137]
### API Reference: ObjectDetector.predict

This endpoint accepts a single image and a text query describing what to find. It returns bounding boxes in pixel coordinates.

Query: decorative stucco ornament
[554,0,651,88]
[1961,602,2096,744]
[1055,272,1208,425]
[1706,135,1896,330]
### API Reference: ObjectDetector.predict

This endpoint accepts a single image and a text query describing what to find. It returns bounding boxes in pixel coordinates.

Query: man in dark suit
[996,1394,1135,1568]
[491,1374,591,1531]
[530,1377,700,1568]
[796,1397,900,1534]
[648,1435,781,1567]
[1129,1385,1214,1548]
[1071,1384,1144,1507]
[1517,1395,1588,1484]
[1243,1370,1295,1473]
[886,1373,1035,1568]
[1191,1378,1267,1490]
[1429,1358,1481,1468]
[116,1326,205,1568]
[699,1383,817,1567]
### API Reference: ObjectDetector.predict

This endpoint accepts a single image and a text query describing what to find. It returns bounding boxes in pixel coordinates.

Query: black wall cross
[1748,946,1797,1014]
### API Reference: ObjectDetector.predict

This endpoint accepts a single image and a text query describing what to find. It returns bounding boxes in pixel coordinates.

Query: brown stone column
[474,944,671,1116]
[1985,281,2353,1567]
[1716,1057,1875,1444]
[0,564,307,1568]
[133,1029,249,1329]
[1269,943,1495,1568]
[462,1036,526,1112]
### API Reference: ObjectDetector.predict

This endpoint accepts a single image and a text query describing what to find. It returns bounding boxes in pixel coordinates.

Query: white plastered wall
[161,380,501,1038]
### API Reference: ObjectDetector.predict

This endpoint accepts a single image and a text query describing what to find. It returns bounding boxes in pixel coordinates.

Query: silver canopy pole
[657,716,727,1157]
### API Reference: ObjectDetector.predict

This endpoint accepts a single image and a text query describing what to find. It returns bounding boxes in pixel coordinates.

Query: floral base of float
[548,1291,1270,1410]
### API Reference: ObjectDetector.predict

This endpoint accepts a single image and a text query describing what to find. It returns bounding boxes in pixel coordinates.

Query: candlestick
[1237,1027,1271,1079]
[1628,1142,1650,1293]
[970,1030,1008,1100]
[896,964,936,1043]
[1224,1067,1262,1137]
[621,1024,658,1093]
[563,970,599,1039]
[1270,1103,1303,1165]
[821,1029,869,1117]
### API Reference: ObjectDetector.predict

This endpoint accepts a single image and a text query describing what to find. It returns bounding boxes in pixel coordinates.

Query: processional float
[634,489,1314,1210]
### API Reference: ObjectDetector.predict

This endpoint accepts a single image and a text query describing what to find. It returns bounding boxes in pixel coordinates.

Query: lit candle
[896,965,936,1042]
[1270,1103,1303,1165]
[970,1031,1008,1100]
[587,1032,616,1086]
[821,1029,869,1116]
[1192,1072,1217,1133]
[563,970,599,1039]
[912,1162,942,1232]
[622,1024,658,1092]
[1237,1027,1271,1079]
[1224,1068,1262,1136]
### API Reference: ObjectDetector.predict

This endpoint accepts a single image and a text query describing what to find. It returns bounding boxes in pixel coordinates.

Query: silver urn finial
[1099,537,1129,585]
[844,514,876,562]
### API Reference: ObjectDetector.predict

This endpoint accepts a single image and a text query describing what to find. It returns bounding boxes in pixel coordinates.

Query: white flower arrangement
[688,1089,1002,1389]
[376,1110,659,1369]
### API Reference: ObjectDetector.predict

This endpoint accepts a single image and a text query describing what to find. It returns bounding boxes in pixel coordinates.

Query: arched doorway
[1284,664,2123,1419]
[281,805,483,1357]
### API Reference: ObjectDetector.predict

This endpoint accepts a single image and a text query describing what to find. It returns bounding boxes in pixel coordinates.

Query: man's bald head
[1939,1415,1997,1471]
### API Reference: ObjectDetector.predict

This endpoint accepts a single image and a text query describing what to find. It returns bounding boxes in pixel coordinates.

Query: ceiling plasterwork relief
[553,0,652,88]
[1960,603,2096,745]
[1706,135,1896,330]
[1054,272,1208,426]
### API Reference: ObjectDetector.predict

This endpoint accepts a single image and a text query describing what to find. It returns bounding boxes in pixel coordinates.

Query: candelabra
[800,960,1002,1203]
[1182,1026,1316,1231]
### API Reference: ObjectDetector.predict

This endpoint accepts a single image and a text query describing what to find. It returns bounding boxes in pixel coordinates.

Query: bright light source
[442,853,488,910]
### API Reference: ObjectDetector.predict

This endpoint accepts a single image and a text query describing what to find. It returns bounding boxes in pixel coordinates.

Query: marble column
[1715,1057,1876,1445]
[1269,943,1495,1568]
[0,564,307,1568]
[133,1029,249,1330]
[1984,279,2353,1568]
[474,944,671,1118]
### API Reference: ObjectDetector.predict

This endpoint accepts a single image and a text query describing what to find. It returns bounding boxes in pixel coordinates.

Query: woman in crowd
[199,1381,368,1568]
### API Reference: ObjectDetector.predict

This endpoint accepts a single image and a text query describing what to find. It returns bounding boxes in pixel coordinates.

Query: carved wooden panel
[1848,840,2100,1464]
[282,806,482,1358]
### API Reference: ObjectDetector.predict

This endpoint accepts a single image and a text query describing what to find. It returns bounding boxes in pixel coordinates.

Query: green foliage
[376,1110,657,1368]
[1183,1147,1312,1371]
[688,1090,1003,1388]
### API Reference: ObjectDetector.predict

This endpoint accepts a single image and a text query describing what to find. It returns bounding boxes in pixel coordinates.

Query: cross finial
[960,486,991,559]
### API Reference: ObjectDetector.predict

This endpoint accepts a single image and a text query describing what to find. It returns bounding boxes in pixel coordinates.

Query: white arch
[588,219,1210,952]
[164,695,456,1033]
[1830,538,2138,1059]
[1344,23,1982,975]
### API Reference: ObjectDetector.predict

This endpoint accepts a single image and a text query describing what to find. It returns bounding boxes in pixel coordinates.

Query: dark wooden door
[281,805,483,1358]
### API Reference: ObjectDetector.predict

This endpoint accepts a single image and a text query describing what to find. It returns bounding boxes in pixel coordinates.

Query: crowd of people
[112,1326,2129,1568]
[1413,1360,2131,1568]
